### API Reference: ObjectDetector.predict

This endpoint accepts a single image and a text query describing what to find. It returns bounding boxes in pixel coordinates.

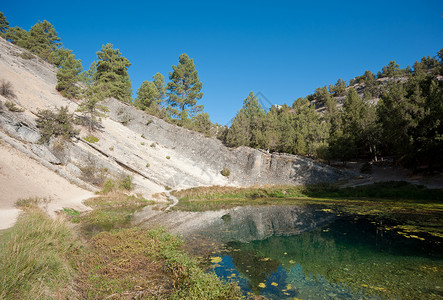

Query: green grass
[77,227,240,299]
[172,182,443,212]
[0,208,80,299]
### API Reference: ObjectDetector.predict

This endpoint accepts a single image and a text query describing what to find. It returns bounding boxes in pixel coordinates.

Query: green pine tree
[56,49,82,99]
[0,11,9,34]
[135,81,160,110]
[95,44,132,103]
[77,85,109,132]
[166,53,203,122]
[25,20,61,63]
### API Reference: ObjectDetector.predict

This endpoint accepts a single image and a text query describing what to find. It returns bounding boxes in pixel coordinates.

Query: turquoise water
[208,211,443,299]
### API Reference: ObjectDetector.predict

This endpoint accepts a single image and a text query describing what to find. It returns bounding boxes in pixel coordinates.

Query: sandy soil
[0,142,93,229]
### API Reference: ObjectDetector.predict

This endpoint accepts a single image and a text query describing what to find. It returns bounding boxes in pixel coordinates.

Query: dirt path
[0,142,93,229]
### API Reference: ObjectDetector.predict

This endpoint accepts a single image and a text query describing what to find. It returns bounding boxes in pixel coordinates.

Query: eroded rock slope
[0,37,350,205]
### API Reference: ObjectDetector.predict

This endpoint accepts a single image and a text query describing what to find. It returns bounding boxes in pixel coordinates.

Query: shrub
[119,175,132,191]
[0,80,16,99]
[36,106,78,144]
[101,179,116,194]
[5,100,24,112]
[140,142,145,146]
[166,155,171,159]
[221,167,231,177]
[146,162,150,167]
[83,135,99,143]
[150,143,156,148]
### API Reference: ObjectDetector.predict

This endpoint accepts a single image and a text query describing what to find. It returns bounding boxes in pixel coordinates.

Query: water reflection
[187,204,334,243]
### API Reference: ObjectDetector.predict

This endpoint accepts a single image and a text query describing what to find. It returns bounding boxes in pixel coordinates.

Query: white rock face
[0,37,351,229]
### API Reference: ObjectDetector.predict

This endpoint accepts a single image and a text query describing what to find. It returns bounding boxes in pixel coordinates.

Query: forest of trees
[1,11,442,172]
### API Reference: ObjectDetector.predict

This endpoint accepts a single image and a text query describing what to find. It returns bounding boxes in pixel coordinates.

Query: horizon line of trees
[1,11,442,171]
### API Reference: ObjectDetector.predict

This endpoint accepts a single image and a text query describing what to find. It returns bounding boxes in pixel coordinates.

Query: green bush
[36,106,78,144]
[101,179,116,194]
[150,143,156,148]
[119,175,132,191]
[146,162,150,167]
[5,100,24,112]
[83,135,99,143]
[166,155,171,159]
[221,167,231,177]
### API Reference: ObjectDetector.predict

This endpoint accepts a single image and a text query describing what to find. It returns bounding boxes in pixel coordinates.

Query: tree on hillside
[25,20,61,63]
[56,49,82,99]
[191,112,213,136]
[225,92,266,148]
[329,78,347,97]
[95,44,132,103]
[4,26,28,47]
[292,98,329,155]
[313,86,331,105]
[78,61,98,86]
[0,11,9,34]
[135,81,159,110]
[166,53,203,122]
[153,72,166,104]
[341,87,380,159]
[76,85,108,132]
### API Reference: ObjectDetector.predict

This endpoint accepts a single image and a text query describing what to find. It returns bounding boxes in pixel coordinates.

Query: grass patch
[77,227,239,299]
[0,207,80,299]
[15,196,50,208]
[172,182,443,212]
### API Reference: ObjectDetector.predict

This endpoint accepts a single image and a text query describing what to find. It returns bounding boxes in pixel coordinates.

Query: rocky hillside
[0,37,350,205]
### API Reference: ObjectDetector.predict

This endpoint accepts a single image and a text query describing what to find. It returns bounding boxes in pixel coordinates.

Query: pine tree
[95,44,132,103]
[77,85,109,132]
[167,53,203,121]
[4,26,28,47]
[313,86,331,105]
[25,20,61,63]
[135,81,159,110]
[153,72,166,104]
[225,92,265,148]
[0,11,9,34]
[329,78,347,97]
[78,61,98,86]
[56,49,82,99]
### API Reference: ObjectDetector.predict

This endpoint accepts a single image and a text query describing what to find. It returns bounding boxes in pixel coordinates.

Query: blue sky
[2,1,442,125]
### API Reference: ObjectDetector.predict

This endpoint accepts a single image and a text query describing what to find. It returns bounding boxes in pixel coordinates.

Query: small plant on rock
[5,101,24,112]
[83,135,99,143]
[0,80,16,99]
[166,156,171,160]
[119,175,133,191]
[221,167,231,177]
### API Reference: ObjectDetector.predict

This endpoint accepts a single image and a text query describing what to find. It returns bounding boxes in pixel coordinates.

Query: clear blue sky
[2,1,442,125]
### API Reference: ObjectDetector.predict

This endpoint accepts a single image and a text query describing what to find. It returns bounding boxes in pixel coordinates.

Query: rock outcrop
[0,37,351,201]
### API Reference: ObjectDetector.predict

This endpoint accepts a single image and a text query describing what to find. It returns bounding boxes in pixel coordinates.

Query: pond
[193,205,443,299]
